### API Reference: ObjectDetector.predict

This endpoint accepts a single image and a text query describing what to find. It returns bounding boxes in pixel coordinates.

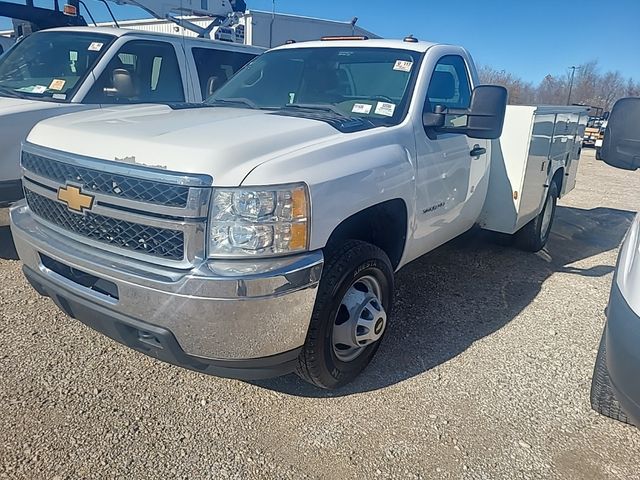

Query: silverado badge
[57,185,95,214]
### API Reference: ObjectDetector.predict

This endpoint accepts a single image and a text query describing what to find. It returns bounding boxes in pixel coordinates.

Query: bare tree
[536,74,567,105]
[478,66,536,105]
[626,78,640,97]
[478,60,637,111]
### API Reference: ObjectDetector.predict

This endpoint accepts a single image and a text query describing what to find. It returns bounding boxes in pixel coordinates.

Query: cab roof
[273,38,439,53]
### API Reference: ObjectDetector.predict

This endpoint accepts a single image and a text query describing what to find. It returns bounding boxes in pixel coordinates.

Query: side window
[191,47,256,99]
[84,40,184,104]
[425,55,472,112]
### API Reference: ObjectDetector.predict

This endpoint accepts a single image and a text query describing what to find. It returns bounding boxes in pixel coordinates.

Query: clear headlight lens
[208,184,309,258]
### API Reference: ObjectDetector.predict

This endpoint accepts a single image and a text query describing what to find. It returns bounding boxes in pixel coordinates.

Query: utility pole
[567,66,581,105]
[269,0,276,48]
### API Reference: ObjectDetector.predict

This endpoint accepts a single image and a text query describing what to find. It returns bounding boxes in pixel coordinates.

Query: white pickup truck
[11,37,586,389]
[0,26,262,208]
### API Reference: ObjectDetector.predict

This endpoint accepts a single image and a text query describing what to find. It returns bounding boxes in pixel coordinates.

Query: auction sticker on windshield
[48,79,66,91]
[352,103,372,114]
[88,42,103,52]
[375,102,396,117]
[393,60,413,72]
[17,85,47,94]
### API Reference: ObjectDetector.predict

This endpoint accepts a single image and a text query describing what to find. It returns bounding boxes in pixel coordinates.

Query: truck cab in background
[0,27,262,209]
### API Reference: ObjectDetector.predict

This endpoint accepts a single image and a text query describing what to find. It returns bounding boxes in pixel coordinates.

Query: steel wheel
[332,274,387,362]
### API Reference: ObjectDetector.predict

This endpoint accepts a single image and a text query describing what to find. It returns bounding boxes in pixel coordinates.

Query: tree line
[478,61,640,113]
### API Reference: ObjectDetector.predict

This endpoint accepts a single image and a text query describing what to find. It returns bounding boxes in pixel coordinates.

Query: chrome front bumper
[11,202,323,369]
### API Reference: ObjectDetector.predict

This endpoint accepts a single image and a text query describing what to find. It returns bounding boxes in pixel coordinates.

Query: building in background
[0,11,376,48]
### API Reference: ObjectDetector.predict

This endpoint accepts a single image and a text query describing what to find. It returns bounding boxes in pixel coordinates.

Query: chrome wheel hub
[332,275,387,362]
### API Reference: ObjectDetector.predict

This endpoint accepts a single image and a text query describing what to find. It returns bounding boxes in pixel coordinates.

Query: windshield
[207,47,422,126]
[0,31,115,102]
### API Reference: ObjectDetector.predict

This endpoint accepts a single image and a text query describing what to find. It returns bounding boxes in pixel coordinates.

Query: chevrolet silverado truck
[11,37,585,389]
[0,26,262,211]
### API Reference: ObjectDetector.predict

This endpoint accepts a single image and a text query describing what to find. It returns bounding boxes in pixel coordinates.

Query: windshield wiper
[208,97,259,109]
[0,85,26,99]
[282,103,352,119]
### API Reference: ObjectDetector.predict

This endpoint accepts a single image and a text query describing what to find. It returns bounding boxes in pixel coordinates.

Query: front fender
[241,129,416,251]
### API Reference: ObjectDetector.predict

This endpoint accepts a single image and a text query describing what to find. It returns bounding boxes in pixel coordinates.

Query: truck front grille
[22,151,191,207]
[21,144,211,267]
[25,190,185,261]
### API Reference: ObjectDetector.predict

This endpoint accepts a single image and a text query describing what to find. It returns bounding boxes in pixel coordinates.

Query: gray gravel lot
[1,149,639,479]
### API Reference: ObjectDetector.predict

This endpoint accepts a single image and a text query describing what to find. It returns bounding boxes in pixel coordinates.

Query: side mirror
[423,85,508,140]
[600,97,640,171]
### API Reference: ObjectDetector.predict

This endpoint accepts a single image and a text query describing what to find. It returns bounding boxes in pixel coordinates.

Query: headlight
[208,183,309,258]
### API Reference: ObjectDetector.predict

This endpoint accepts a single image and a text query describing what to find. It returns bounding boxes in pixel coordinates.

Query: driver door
[413,55,489,251]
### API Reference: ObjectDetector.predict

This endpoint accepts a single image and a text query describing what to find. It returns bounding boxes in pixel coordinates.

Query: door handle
[470,145,487,157]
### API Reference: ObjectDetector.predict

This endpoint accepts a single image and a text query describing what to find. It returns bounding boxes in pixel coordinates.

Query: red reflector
[63,4,77,16]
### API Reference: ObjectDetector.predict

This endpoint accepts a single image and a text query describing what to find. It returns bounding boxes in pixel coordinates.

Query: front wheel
[296,240,394,389]
[515,182,558,252]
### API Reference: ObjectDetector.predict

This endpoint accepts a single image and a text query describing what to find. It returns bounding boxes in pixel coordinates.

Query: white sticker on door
[88,42,104,52]
[375,102,396,117]
[393,60,413,72]
[352,103,372,114]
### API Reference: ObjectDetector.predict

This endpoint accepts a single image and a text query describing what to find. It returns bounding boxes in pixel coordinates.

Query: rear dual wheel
[296,241,394,389]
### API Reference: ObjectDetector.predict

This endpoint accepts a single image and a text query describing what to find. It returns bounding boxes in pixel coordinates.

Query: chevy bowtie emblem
[57,185,95,213]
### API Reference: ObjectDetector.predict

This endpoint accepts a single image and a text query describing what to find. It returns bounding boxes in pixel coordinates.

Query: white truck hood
[617,213,640,315]
[0,96,89,183]
[0,96,66,114]
[26,104,343,186]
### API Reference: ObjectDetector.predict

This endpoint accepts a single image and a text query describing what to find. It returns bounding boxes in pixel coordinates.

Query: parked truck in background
[0,27,263,210]
[10,37,586,389]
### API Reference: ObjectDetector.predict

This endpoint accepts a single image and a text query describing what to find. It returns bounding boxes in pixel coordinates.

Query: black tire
[296,240,394,389]
[515,182,558,252]
[590,333,632,425]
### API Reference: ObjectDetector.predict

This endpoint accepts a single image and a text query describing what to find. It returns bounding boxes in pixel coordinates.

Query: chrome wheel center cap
[332,275,387,362]
[354,294,387,345]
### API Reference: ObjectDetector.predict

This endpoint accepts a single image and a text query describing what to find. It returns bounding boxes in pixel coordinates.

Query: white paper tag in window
[393,60,413,72]
[88,42,104,52]
[352,103,372,114]
[49,79,66,91]
[375,102,396,117]
[31,85,47,94]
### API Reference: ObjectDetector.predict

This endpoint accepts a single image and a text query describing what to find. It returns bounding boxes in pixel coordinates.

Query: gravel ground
[1,149,639,479]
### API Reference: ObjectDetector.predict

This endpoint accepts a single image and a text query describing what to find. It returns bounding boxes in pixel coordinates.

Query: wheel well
[325,199,408,270]
[552,167,564,196]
